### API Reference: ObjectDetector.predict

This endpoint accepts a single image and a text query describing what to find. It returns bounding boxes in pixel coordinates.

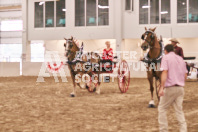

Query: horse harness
[141,31,164,80]
[66,43,100,75]
[143,40,164,64]
[66,43,85,75]
[141,30,164,64]
[141,30,156,49]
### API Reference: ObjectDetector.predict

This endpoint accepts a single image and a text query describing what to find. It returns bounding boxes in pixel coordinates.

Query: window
[45,1,54,27]
[139,0,171,24]
[56,0,66,27]
[0,44,22,62]
[34,0,66,28]
[125,0,133,11]
[189,0,198,23]
[161,0,171,24]
[150,0,159,24]
[139,0,148,24]
[75,0,109,26]
[177,0,198,23]
[177,0,187,23]
[87,0,97,26]
[35,2,44,28]
[98,0,109,25]
[0,44,22,75]
[75,0,85,26]
[1,20,23,31]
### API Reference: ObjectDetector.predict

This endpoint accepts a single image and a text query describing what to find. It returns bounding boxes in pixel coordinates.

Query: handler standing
[170,38,184,58]
[158,44,187,132]
[170,38,191,76]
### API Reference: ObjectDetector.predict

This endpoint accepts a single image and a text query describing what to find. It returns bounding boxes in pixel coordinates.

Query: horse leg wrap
[148,100,155,108]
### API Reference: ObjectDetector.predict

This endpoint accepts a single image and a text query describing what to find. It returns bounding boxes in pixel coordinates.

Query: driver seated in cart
[101,41,113,63]
[101,41,114,71]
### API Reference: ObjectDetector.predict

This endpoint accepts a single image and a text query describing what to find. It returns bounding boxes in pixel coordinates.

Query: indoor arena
[0,0,198,132]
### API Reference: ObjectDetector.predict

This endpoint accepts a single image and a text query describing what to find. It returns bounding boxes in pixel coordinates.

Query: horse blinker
[141,35,145,40]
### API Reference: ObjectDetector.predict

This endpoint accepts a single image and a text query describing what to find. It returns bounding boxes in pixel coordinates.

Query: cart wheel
[118,60,130,93]
[86,74,97,93]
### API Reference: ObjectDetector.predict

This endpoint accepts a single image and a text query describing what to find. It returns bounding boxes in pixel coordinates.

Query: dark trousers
[186,63,190,75]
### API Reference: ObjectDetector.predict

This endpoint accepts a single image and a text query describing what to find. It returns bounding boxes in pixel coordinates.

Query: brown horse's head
[64,36,79,58]
[141,27,156,51]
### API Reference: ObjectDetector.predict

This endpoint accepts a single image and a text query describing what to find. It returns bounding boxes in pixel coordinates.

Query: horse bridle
[64,39,74,57]
[141,30,156,49]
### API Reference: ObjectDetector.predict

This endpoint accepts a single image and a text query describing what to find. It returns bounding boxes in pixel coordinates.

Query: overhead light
[39,2,45,5]
[182,2,185,5]
[62,9,66,12]
[98,5,109,9]
[161,11,168,14]
[142,6,150,8]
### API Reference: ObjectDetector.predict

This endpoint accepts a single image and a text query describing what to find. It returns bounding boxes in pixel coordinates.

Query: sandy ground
[0,77,197,132]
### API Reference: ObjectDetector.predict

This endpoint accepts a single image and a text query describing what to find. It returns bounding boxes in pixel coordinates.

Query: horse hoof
[70,94,75,97]
[96,91,100,95]
[148,104,156,108]
[96,89,100,94]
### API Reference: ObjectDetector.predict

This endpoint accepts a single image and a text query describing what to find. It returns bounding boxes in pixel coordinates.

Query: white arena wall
[1,37,198,77]
[124,38,198,78]
[80,39,116,53]
[125,38,198,59]
[24,39,147,78]
[22,62,42,76]
[44,39,116,58]
[178,38,198,58]
[22,62,70,77]
[0,62,20,77]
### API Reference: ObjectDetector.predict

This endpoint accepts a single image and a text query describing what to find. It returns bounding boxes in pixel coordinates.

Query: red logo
[47,61,64,73]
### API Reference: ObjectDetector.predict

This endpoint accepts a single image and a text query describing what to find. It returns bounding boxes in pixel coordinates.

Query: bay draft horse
[64,37,101,97]
[141,27,163,108]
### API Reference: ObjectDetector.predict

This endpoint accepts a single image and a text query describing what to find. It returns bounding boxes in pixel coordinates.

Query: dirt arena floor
[0,77,197,132]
